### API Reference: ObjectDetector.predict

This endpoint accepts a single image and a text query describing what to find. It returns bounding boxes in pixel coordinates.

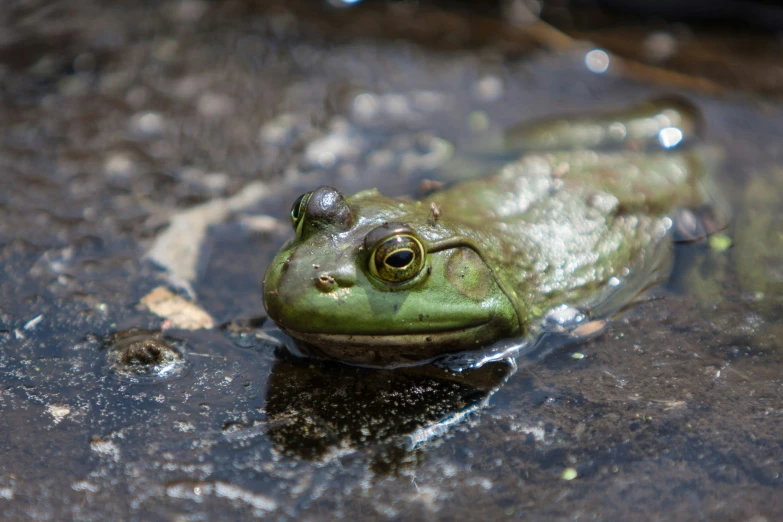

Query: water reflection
[260,357,515,463]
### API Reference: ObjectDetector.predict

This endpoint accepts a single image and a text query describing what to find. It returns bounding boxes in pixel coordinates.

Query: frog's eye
[369,233,426,284]
[290,191,312,235]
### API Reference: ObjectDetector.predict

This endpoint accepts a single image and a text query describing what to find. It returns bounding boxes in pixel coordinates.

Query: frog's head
[263,186,519,366]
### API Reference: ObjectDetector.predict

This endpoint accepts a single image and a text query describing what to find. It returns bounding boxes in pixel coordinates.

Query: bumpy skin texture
[263,98,709,366]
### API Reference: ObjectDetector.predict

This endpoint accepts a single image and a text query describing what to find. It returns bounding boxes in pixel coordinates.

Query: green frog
[263,98,714,367]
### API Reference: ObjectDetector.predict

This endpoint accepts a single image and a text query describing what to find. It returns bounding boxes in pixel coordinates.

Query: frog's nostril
[314,266,356,292]
[315,273,336,292]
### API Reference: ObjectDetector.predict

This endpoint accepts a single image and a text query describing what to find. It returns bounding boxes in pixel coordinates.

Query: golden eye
[289,192,312,235]
[369,233,426,284]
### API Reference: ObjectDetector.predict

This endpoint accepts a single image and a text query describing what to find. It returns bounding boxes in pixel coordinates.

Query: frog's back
[430,100,712,326]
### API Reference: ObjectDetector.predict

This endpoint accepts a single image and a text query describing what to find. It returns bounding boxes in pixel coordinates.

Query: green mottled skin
[264,98,710,366]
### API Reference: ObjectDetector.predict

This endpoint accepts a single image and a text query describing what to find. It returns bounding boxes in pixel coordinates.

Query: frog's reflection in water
[262,356,515,466]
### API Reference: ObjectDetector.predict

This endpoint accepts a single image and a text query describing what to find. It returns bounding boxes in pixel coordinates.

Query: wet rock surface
[1,1,782,520]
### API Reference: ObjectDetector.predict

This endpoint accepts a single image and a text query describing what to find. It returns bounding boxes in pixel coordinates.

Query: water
[1,1,782,520]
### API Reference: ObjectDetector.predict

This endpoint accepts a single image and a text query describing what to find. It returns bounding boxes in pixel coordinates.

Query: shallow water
[1,1,782,520]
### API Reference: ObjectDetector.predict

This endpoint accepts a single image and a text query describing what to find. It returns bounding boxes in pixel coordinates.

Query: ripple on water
[103,329,191,383]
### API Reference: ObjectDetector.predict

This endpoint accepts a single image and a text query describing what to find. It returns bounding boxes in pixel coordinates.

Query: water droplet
[657,126,683,149]
[327,0,363,7]
[584,49,610,74]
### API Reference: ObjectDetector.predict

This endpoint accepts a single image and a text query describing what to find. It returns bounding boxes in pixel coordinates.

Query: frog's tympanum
[264,98,713,366]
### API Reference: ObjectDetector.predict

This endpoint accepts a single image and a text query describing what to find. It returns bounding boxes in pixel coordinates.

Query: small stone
[90,437,121,462]
[468,111,489,132]
[259,113,300,146]
[47,405,71,424]
[411,90,447,112]
[381,93,411,118]
[570,319,606,338]
[709,233,732,252]
[173,421,195,433]
[104,153,135,178]
[202,172,228,193]
[24,314,43,330]
[131,111,165,136]
[474,75,504,102]
[561,468,578,480]
[197,93,234,118]
[303,131,359,169]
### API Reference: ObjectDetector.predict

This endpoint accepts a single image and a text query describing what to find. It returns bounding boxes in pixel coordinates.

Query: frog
[263,97,714,367]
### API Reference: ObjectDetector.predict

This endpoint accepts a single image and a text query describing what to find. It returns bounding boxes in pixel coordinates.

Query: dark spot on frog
[426,336,432,342]
[393,304,399,312]
[419,314,424,321]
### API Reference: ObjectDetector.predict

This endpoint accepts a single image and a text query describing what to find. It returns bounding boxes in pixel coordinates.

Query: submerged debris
[104,329,191,383]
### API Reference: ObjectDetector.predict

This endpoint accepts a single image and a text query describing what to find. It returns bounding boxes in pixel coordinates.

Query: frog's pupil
[386,250,414,268]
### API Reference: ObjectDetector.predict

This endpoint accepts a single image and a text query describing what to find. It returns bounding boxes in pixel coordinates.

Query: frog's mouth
[277,322,497,367]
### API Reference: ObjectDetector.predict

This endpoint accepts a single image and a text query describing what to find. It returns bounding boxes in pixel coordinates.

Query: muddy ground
[1,1,782,520]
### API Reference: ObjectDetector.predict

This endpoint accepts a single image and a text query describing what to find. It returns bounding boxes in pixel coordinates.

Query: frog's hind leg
[505,95,704,153]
